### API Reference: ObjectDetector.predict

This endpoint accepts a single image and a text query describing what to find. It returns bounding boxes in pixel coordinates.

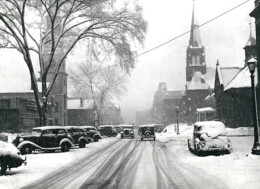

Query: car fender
[17,141,42,150]
[78,136,87,143]
[59,138,74,147]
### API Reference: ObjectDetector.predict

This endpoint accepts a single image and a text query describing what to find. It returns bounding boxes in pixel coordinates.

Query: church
[152,0,212,125]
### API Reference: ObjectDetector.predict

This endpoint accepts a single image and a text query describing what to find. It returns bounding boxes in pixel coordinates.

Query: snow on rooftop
[218,66,241,88]
[67,98,94,109]
[224,66,258,91]
[187,71,210,90]
[196,107,215,113]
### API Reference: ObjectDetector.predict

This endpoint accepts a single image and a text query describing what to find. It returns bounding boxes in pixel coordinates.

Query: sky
[0,0,256,123]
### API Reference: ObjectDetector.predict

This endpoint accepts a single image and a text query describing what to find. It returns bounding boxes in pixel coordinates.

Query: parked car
[63,126,90,148]
[13,126,74,154]
[0,140,26,175]
[139,125,156,141]
[187,121,232,155]
[80,126,102,142]
[113,125,122,133]
[120,125,134,139]
[98,125,118,137]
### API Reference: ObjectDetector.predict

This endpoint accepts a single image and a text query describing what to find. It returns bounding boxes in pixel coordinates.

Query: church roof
[189,0,202,47]
[216,64,241,89]
[224,66,258,91]
[187,71,210,90]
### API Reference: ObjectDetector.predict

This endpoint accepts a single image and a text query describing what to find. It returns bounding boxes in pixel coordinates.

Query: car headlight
[19,138,24,142]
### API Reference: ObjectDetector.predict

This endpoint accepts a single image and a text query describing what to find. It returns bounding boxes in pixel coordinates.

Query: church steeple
[244,23,257,67]
[186,0,206,82]
[189,0,202,47]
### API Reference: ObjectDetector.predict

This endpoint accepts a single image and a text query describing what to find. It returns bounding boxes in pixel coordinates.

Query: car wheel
[61,143,70,152]
[79,141,86,148]
[0,160,7,175]
[94,136,99,142]
[21,145,32,155]
[141,138,143,141]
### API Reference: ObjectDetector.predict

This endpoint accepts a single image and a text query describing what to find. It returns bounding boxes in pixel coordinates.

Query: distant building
[214,26,257,127]
[67,98,95,126]
[152,83,182,126]
[102,103,122,125]
[135,110,153,125]
[0,92,52,132]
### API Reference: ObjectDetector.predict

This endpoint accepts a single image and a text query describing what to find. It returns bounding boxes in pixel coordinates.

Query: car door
[41,129,56,148]
[56,129,67,146]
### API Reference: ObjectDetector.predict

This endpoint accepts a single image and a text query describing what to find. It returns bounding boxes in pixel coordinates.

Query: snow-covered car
[187,121,232,155]
[0,140,26,175]
[98,125,118,137]
[120,125,134,139]
[13,126,74,154]
[63,126,90,148]
[139,125,156,141]
[80,126,102,142]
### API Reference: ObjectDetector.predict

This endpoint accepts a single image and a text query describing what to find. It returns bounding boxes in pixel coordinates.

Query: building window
[55,103,59,112]
[55,118,59,125]
[0,99,10,109]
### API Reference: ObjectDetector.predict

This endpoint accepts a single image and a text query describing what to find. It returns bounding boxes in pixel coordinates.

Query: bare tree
[0,0,147,126]
[70,59,128,126]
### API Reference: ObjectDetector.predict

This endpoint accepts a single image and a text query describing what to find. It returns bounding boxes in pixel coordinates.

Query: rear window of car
[57,129,66,136]
[42,129,55,136]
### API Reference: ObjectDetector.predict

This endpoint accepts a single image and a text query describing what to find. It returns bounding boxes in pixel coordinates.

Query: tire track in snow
[80,139,142,189]
[22,138,122,189]
[151,141,180,189]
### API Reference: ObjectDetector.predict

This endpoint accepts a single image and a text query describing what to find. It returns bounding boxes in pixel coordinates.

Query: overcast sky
[0,0,256,123]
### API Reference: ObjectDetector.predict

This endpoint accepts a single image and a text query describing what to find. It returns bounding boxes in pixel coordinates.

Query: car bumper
[198,147,232,153]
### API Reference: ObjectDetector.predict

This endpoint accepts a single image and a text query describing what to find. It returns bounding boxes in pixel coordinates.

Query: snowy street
[1,126,260,189]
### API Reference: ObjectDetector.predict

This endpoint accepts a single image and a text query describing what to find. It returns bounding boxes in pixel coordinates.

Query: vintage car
[139,125,156,141]
[63,126,90,148]
[113,125,122,133]
[98,125,118,137]
[0,140,26,175]
[187,121,232,155]
[13,126,74,154]
[80,126,102,142]
[120,125,134,139]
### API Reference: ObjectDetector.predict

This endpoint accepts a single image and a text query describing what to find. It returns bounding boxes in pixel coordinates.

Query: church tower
[243,23,257,67]
[186,0,206,82]
[43,15,68,126]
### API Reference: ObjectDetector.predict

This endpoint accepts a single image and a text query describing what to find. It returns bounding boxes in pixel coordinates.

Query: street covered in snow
[0,125,260,189]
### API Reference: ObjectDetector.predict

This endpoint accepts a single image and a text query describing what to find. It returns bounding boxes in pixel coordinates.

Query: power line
[83,0,251,75]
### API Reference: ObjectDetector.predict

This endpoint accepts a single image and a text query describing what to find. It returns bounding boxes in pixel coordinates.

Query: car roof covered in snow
[194,121,227,137]
[32,126,67,130]
[98,125,113,128]
[79,126,96,129]
[119,125,134,127]
[139,125,155,128]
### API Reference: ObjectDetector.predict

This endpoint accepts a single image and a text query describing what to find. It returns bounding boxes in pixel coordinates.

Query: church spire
[189,0,202,47]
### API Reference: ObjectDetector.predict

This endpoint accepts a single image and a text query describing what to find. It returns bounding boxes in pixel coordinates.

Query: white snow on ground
[0,138,118,189]
[156,124,260,189]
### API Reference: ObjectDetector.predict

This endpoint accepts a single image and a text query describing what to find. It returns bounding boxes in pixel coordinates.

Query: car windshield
[32,129,42,136]
[197,124,227,137]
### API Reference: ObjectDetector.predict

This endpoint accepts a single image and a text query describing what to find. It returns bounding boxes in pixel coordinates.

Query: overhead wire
[79,0,251,75]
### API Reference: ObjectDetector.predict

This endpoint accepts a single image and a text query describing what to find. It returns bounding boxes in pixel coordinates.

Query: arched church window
[192,56,196,65]
[196,55,200,65]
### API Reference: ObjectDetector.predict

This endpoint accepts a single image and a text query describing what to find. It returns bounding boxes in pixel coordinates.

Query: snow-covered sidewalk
[156,124,260,189]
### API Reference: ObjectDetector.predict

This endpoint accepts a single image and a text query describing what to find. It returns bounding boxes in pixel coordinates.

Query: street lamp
[247,57,260,155]
[176,106,180,135]
[162,114,166,129]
